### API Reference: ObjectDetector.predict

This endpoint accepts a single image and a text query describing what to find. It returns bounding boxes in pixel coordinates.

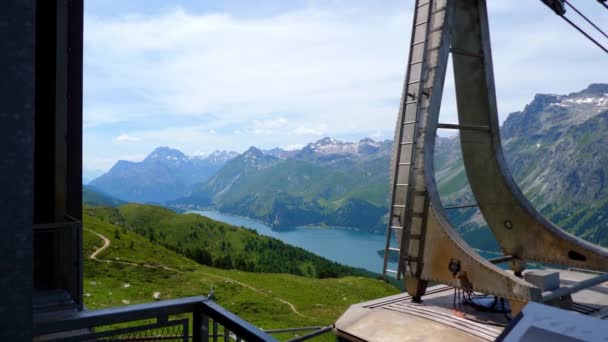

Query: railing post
[193,302,209,342]
[193,306,201,342]
[202,314,210,341]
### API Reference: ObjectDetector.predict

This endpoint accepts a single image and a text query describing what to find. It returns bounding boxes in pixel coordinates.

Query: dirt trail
[85,229,174,271]
[200,272,306,317]
[85,229,304,317]
[89,229,111,260]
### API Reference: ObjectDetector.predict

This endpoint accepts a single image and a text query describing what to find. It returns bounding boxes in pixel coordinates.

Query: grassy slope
[83,185,125,207]
[83,209,399,341]
[114,203,374,278]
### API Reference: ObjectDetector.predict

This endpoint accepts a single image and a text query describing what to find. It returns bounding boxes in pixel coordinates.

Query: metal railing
[33,296,277,341]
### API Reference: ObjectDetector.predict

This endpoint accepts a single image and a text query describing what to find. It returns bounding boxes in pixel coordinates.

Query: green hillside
[109,203,374,278]
[176,144,391,233]
[83,185,125,207]
[83,206,399,341]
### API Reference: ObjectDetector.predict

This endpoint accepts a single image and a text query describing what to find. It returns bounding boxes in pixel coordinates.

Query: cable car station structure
[2,0,608,341]
[335,0,608,340]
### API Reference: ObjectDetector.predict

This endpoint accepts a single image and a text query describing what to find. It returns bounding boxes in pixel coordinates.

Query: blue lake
[189,210,397,273]
[189,210,499,274]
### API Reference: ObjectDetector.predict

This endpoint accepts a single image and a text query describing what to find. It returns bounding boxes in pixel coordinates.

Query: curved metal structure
[382,0,608,313]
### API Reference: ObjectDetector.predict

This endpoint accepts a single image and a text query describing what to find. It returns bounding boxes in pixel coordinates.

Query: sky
[84,0,608,173]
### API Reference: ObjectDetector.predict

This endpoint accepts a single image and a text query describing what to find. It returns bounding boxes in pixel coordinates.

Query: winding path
[199,272,306,317]
[88,229,111,260]
[85,228,174,271]
[85,229,305,317]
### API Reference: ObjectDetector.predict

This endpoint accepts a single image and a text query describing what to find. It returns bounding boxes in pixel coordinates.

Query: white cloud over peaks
[252,117,289,135]
[294,124,328,136]
[84,6,412,134]
[83,1,608,170]
[114,134,140,142]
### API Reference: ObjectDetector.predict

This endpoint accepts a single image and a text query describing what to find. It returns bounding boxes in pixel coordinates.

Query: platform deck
[334,269,608,341]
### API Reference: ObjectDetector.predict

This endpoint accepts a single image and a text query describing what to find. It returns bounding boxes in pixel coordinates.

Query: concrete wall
[0,1,35,340]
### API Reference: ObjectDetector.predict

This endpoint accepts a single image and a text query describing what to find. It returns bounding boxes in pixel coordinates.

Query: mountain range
[174,138,393,231]
[89,148,237,203]
[89,84,608,249]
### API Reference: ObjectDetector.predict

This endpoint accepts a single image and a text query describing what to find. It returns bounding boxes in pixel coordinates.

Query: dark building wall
[0,0,35,340]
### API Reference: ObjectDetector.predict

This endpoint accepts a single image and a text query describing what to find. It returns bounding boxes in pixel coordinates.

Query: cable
[597,0,608,11]
[540,0,608,54]
[564,0,608,40]
[560,15,608,54]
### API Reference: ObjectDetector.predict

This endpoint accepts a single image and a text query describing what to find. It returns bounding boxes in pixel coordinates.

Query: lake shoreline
[188,209,396,273]
[184,208,384,235]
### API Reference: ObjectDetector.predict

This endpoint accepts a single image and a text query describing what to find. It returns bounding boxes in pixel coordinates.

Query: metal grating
[59,319,189,342]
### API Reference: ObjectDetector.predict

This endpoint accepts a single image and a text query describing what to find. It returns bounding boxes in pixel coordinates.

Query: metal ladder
[382,0,448,280]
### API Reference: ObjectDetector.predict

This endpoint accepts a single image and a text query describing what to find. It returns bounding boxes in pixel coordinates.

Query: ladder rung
[414,20,428,27]
[432,6,447,15]
[398,162,411,166]
[388,247,400,252]
[412,40,426,46]
[405,100,418,105]
[393,205,406,208]
[417,1,430,8]
[410,60,423,65]
[400,142,414,146]
[437,123,490,132]
[450,47,483,59]
[390,226,403,230]
[395,183,408,187]
[408,80,421,85]
[403,120,416,125]
[385,270,398,275]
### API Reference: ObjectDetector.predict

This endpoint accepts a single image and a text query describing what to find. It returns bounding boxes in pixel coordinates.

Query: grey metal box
[524,269,560,291]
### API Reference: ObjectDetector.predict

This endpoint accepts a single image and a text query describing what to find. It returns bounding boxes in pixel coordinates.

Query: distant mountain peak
[315,137,340,145]
[570,83,608,98]
[244,146,264,155]
[145,146,188,163]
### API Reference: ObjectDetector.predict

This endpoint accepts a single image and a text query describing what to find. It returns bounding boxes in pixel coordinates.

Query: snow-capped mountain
[293,137,391,163]
[89,147,238,203]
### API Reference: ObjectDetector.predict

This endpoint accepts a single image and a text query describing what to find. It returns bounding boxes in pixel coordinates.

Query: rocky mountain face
[89,147,237,203]
[175,138,393,232]
[440,84,608,249]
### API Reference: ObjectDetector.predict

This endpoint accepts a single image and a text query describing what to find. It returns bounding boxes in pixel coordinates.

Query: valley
[82,206,398,341]
[88,84,608,252]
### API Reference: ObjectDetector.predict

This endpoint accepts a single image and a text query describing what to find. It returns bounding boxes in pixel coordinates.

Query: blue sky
[84,0,608,173]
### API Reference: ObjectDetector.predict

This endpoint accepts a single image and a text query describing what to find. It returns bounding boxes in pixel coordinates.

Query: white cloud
[293,124,327,136]
[252,117,289,135]
[85,6,412,134]
[83,1,608,170]
[114,134,140,142]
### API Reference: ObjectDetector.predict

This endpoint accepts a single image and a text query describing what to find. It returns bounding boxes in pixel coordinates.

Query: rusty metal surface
[383,0,541,305]
[450,0,608,272]
[383,0,608,309]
